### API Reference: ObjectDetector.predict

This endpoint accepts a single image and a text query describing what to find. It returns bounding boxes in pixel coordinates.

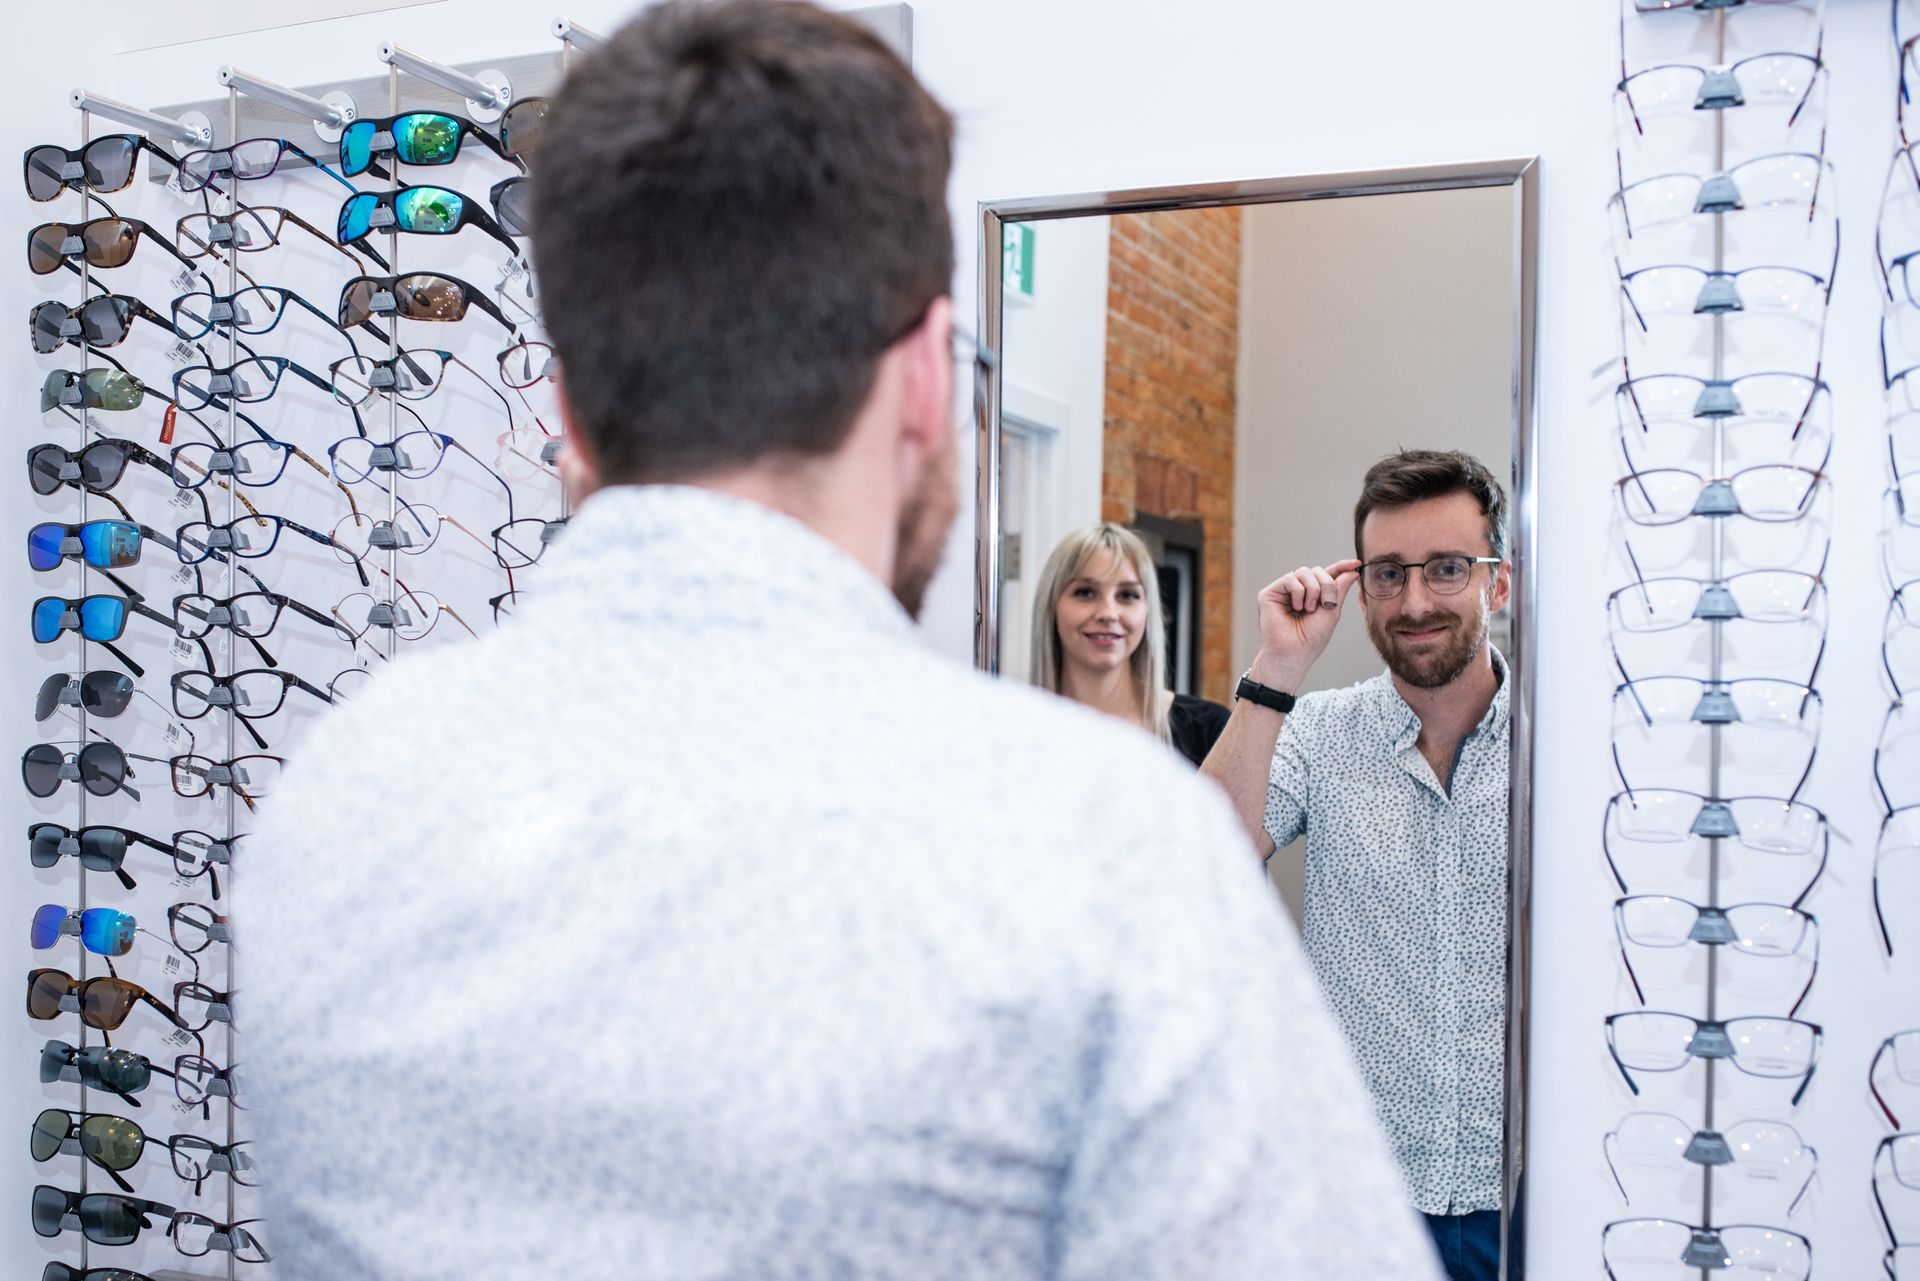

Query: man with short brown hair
[1203,449,1513,1281]
[245,6,1445,1279]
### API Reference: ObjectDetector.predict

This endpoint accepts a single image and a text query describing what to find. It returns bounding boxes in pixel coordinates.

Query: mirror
[974,161,1538,1281]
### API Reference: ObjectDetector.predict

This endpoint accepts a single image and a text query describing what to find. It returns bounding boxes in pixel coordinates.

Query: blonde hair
[1030,522,1171,741]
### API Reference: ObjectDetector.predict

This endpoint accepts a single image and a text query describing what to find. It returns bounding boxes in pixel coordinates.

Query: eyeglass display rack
[1607,3,1831,1278]
[23,30,596,1281]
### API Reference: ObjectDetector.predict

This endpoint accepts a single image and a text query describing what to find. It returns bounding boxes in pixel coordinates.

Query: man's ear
[898,296,954,460]
[551,368,604,504]
[1489,558,1513,615]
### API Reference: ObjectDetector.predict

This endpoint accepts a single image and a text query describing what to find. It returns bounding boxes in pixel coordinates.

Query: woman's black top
[1168,692,1232,768]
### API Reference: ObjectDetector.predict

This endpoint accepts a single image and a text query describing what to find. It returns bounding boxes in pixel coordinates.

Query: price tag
[164,167,197,207]
[498,257,529,287]
[165,339,197,368]
[160,403,177,447]
[170,875,198,891]
[172,1099,200,1117]
[169,486,194,510]
[163,721,185,746]
[172,563,196,586]
[163,1028,194,1048]
[170,636,196,663]
[171,269,198,296]
[163,954,181,975]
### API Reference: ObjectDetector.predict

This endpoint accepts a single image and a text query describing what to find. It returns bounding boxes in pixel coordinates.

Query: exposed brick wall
[1101,208,1240,704]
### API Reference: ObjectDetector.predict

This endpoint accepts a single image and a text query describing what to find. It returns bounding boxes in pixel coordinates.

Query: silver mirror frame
[971,157,1541,1281]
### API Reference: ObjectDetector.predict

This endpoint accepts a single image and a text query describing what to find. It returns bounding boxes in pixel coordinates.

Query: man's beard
[1364,596,1489,690]
[890,430,958,620]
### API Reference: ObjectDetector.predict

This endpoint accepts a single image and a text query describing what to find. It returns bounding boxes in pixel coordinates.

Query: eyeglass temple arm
[1788,924,1818,1018]
[1603,1029,1641,1097]
[1875,857,1896,957]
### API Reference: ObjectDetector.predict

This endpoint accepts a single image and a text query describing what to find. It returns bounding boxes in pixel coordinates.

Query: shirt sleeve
[1054,774,1444,1281]
[1262,703,1309,849]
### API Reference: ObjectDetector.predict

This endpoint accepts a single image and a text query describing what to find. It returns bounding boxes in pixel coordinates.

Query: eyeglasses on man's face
[1358,554,1501,600]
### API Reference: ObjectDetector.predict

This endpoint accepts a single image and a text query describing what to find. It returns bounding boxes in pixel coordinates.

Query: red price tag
[160,403,177,446]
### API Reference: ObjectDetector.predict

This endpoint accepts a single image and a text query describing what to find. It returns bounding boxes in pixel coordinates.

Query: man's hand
[1250,559,1363,692]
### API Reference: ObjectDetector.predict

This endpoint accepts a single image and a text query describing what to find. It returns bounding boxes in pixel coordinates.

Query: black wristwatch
[1234,673,1296,715]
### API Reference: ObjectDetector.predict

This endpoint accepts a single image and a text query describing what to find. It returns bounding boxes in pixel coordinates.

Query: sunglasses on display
[171,282,379,350]
[176,201,388,272]
[30,904,136,957]
[1612,894,1818,1016]
[27,969,188,1035]
[1605,1011,1823,1104]
[490,174,530,236]
[338,110,523,176]
[336,183,522,256]
[168,902,231,956]
[29,293,179,353]
[176,135,355,194]
[39,365,164,414]
[1602,1112,1816,1216]
[21,740,142,802]
[30,1185,173,1246]
[338,271,515,334]
[1600,1217,1809,1281]
[332,584,478,642]
[28,822,175,892]
[32,591,179,677]
[30,1108,148,1193]
[27,437,171,497]
[27,519,177,573]
[23,134,187,201]
[27,209,207,277]
[497,95,549,158]
[41,1039,174,1107]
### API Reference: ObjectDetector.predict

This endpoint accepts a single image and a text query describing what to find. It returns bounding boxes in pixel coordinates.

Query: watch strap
[1234,674,1296,715]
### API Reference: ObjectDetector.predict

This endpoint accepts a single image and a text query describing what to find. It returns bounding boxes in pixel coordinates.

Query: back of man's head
[529,0,956,485]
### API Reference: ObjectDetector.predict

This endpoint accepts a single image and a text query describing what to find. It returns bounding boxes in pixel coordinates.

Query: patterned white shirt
[1264,651,1510,1216]
[244,484,1444,1281]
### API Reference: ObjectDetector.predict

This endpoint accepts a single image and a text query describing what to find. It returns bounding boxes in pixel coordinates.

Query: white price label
[172,564,196,586]
[163,954,181,974]
[170,875,198,891]
[170,636,196,663]
[163,1028,193,1048]
[172,1099,200,1117]
[164,721,185,745]
[165,339,198,367]
[169,486,194,509]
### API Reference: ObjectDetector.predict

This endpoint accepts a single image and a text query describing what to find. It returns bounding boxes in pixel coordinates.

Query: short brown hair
[528,0,955,482]
[1353,449,1509,562]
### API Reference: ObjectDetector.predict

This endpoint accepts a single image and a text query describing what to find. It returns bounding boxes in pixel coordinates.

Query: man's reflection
[1201,449,1512,1281]
[1028,522,1230,766]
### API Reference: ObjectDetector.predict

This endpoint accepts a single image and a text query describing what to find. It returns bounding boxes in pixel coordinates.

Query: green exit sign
[1003,223,1034,303]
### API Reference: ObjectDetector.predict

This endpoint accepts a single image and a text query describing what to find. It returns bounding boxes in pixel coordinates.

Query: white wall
[4,2,1902,1277]
[997,214,1109,682]
[1231,186,1516,696]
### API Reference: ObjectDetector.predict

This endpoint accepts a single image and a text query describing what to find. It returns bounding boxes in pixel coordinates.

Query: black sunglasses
[339,110,521,176]
[23,134,183,201]
[27,437,171,497]
[28,822,173,893]
[41,1039,175,1107]
[22,740,141,802]
[30,1185,172,1245]
[29,292,179,353]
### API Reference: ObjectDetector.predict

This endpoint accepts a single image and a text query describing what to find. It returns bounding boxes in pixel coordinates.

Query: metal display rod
[378,42,513,116]
[68,90,211,147]
[552,18,606,51]
[219,66,357,142]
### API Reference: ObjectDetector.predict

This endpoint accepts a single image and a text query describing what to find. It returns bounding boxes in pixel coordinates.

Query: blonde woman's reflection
[1030,522,1230,766]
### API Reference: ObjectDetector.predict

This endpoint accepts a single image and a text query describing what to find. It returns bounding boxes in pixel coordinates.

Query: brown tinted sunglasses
[27,968,187,1034]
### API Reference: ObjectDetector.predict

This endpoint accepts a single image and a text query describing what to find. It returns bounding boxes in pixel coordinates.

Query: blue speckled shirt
[245,484,1445,1281]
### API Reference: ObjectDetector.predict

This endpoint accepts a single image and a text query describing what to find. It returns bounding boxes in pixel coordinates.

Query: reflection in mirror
[982,171,1531,1281]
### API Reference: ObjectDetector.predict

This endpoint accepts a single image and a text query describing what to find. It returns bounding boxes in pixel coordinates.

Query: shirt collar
[1371,645,1511,751]
[533,484,914,641]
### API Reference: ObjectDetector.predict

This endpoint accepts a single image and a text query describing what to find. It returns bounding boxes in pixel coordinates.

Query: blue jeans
[1423,1209,1501,1281]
